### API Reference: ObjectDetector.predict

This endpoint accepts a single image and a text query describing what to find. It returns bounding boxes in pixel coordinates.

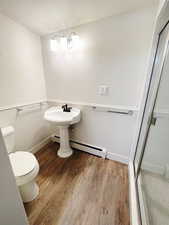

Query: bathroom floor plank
[24,142,130,225]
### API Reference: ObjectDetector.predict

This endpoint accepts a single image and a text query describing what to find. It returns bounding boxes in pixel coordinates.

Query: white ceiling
[0,0,158,36]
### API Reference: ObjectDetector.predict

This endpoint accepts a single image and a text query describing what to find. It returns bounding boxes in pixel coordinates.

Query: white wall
[0,13,46,107]
[42,6,157,107]
[0,5,158,162]
[42,5,158,162]
[0,12,50,152]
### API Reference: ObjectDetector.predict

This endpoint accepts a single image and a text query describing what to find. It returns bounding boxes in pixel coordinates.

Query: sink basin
[44,106,81,158]
[44,107,80,126]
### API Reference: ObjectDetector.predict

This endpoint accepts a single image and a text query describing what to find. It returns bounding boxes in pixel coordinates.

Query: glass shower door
[137,24,169,225]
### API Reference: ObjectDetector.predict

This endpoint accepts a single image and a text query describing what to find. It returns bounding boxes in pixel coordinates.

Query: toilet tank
[1,126,15,153]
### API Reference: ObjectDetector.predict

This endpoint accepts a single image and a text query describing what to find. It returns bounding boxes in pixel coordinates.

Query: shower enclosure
[133,2,169,225]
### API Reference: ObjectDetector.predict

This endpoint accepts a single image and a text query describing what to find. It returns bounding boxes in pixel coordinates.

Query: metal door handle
[151,116,157,126]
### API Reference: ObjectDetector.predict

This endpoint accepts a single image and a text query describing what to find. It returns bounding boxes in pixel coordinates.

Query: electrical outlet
[98,85,109,96]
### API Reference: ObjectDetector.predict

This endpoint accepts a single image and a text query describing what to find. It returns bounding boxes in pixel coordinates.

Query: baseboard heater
[52,135,107,159]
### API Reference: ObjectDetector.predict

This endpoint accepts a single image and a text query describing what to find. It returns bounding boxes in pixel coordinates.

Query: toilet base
[19,180,39,203]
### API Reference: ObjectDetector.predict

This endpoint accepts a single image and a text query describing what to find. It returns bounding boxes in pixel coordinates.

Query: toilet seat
[9,151,37,177]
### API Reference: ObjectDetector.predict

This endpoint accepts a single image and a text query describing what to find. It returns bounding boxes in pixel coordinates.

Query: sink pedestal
[58,126,73,158]
[44,106,80,158]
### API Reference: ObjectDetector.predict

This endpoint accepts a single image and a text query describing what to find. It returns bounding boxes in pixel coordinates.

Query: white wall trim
[47,99,139,114]
[153,109,169,118]
[106,152,128,165]
[142,161,164,175]
[0,100,47,112]
[29,136,52,154]
[128,161,141,225]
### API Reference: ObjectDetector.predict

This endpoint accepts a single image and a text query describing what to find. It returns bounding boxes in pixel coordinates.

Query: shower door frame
[137,23,169,225]
[133,2,169,225]
[134,1,169,176]
[128,2,169,225]
[135,21,169,177]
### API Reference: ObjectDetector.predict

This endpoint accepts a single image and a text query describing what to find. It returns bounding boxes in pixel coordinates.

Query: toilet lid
[9,151,37,177]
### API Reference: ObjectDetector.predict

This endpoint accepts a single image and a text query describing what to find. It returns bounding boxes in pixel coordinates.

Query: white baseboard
[27,134,129,165]
[106,152,129,165]
[29,136,52,154]
[52,135,107,159]
[52,135,129,164]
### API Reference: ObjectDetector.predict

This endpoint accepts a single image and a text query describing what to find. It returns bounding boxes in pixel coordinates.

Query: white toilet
[1,126,39,203]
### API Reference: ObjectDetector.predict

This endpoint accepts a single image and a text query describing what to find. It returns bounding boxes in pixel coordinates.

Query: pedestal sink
[44,106,81,158]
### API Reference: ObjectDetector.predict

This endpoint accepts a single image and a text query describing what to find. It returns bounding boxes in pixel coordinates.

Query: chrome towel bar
[92,106,133,115]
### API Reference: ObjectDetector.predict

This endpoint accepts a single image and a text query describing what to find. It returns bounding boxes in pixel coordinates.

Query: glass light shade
[60,36,67,50]
[50,39,58,51]
[72,33,80,42]
[67,37,73,49]
[71,33,80,49]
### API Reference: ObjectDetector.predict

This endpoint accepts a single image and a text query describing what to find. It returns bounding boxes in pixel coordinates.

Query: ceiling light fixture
[50,32,80,51]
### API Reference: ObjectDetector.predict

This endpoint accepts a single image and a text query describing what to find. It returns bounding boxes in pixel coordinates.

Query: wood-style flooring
[24,142,130,225]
